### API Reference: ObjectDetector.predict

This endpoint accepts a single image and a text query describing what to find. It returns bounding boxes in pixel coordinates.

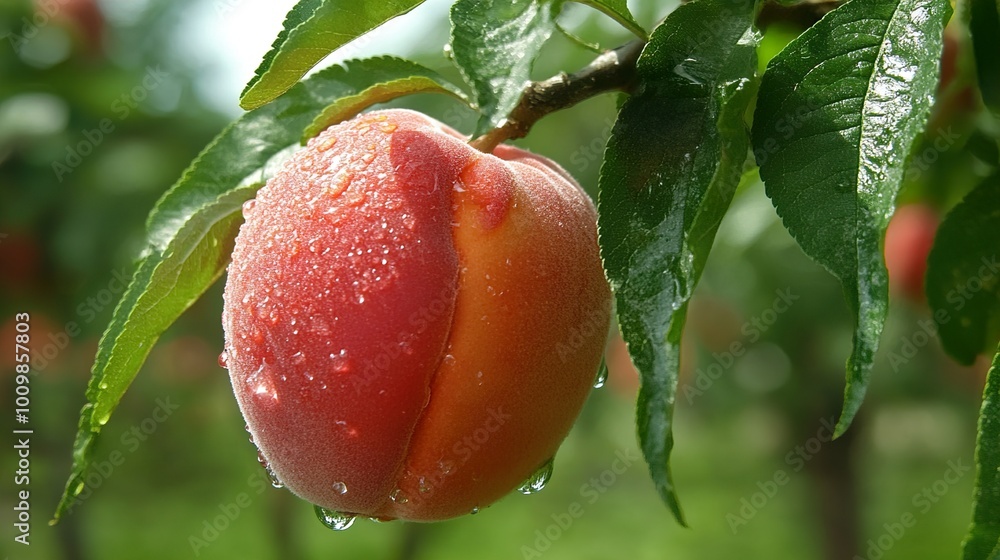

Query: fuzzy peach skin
[222,109,611,521]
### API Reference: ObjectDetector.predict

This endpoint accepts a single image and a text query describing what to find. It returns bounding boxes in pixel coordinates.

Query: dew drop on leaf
[518,457,554,495]
[314,505,356,531]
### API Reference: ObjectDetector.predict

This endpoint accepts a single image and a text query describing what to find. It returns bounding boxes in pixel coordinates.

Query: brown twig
[469,39,646,153]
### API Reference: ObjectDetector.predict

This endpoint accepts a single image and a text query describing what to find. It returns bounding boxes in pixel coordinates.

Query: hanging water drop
[593,361,608,389]
[242,199,256,217]
[314,505,356,531]
[264,465,282,488]
[470,506,480,515]
[257,450,283,488]
[218,352,229,369]
[518,458,554,495]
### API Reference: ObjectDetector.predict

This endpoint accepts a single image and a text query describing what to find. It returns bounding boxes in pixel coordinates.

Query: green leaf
[54,57,457,522]
[570,0,647,39]
[751,0,952,437]
[970,0,1000,116]
[239,0,425,110]
[51,194,261,525]
[597,0,759,525]
[963,343,1000,560]
[451,0,559,137]
[303,57,470,140]
[926,171,1000,365]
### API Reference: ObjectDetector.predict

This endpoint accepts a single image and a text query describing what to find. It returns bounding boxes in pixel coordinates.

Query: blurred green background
[1,0,995,558]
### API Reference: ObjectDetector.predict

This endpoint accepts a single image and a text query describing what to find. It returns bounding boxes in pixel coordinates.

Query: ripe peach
[221,109,611,522]
[884,204,939,302]
[36,0,104,55]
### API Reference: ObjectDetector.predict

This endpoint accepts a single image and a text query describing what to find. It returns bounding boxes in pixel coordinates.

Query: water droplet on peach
[345,191,366,206]
[314,505,355,530]
[518,458,554,495]
[299,154,316,172]
[249,363,279,401]
[326,169,353,198]
[318,137,338,151]
[257,449,283,488]
[330,350,351,374]
[390,489,408,504]
[593,363,608,389]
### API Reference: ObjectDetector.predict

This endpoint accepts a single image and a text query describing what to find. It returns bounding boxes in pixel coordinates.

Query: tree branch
[469,39,645,153]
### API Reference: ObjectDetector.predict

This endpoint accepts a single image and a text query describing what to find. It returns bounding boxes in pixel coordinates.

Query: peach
[221,109,611,523]
[884,204,939,302]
